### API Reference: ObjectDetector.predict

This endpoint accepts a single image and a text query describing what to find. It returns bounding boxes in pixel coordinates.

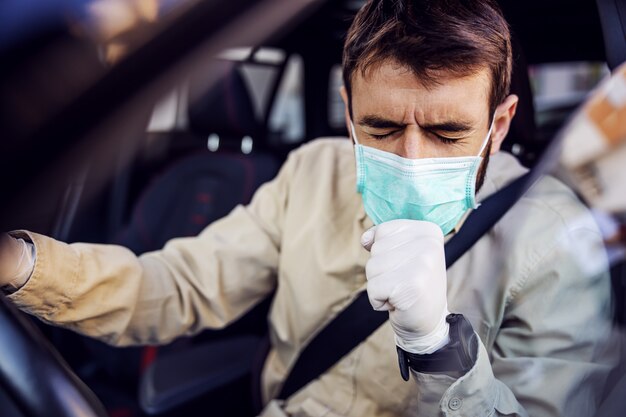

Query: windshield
[1,1,625,417]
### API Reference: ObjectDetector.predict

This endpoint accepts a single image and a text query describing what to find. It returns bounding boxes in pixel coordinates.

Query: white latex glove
[0,234,35,290]
[362,219,450,354]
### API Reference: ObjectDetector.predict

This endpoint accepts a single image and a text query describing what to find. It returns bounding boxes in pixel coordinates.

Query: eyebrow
[358,115,404,129]
[358,115,475,133]
[421,121,475,133]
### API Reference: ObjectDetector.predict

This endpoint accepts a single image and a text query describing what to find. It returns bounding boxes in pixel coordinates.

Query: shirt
[7,138,617,416]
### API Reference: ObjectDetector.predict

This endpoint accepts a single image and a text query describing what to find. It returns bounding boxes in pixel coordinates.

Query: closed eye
[369,130,400,140]
[430,131,465,145]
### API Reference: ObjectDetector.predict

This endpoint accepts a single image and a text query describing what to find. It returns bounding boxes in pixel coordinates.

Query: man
[0,0,616,416]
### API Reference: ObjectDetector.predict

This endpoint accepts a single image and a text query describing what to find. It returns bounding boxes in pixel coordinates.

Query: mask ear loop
[349,121,361,145]
[468,116,496,210]
[477,116,496,157]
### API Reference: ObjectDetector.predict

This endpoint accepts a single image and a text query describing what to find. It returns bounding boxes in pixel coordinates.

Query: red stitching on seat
[140,346,158,374]
[191,214,207,225]
[196,192,212,203]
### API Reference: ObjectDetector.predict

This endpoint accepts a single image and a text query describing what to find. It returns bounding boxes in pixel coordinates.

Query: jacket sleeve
[411,219,618,416]
[7,151,298,346]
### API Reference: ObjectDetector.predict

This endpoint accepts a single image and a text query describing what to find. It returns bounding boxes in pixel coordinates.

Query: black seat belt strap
[596,0,626,71]
[277,172,533,400]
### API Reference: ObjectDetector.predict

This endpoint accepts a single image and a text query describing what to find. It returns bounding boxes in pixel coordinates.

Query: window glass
[329,64,346,131]
[240,63,280,122]
[529,62,609,128]
[268,54,304,143]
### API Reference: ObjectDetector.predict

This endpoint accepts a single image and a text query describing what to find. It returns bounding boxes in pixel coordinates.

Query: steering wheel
[0,293,108,417]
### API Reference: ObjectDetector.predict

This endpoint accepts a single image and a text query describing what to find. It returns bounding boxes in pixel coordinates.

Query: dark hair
[343,0,512,122]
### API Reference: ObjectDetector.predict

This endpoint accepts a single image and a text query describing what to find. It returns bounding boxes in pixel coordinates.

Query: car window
[2,2,626,416]
[268,54,305,144]
[328,64,346,132]
[530,61,610,140]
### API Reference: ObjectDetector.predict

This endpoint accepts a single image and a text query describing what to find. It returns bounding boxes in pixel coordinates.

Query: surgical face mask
[351,118,494,235]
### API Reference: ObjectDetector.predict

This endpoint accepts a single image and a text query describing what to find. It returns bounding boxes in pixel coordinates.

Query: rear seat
[114,63,280,254]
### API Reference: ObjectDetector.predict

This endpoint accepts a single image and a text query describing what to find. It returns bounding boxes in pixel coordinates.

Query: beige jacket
[9,138,616,416]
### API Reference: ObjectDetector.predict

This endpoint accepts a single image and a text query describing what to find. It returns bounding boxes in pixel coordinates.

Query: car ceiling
[273,0,606,65]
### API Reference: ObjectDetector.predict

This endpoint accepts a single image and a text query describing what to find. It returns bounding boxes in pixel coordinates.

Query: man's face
[346,61,494,160]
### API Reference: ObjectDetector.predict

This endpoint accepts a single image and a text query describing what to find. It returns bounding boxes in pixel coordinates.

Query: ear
[490,94,519,154]
[340,86,353,140]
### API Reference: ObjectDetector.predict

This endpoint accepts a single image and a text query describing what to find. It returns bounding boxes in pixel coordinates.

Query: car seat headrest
[187,63,263,141]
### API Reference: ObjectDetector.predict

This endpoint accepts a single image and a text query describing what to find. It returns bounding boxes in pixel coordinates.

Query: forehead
[350,61,491,123]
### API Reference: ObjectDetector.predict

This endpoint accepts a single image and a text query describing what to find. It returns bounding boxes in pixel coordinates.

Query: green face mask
[351,119,494,235]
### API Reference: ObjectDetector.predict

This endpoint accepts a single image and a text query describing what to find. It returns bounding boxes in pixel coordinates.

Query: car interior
[1,0,626,416]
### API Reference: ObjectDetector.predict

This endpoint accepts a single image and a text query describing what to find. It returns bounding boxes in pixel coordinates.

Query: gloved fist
[362,220,450,354]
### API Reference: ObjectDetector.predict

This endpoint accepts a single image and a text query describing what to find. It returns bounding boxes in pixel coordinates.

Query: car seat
[75,63,280,416]
[114,64,280,254]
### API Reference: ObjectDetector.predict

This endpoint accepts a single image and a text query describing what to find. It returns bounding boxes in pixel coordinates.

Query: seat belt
[596,0,626,71]
[277,171,533,400]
